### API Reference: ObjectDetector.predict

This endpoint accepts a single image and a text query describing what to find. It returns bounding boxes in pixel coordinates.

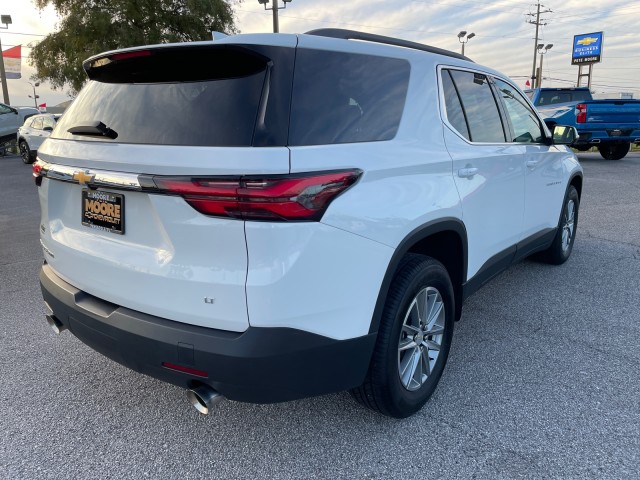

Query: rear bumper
[40,263,376,403]
[574,129,640,145]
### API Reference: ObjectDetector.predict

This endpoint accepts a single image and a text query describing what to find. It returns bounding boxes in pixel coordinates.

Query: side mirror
[552,125,578,145]
[11,107,18,114]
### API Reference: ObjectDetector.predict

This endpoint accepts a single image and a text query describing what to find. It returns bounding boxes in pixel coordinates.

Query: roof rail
[305,28,472,62]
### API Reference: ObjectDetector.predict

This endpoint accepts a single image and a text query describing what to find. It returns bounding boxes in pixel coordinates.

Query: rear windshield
[53,45,289,147]
[288,49,410,146]
[536,90,592,106]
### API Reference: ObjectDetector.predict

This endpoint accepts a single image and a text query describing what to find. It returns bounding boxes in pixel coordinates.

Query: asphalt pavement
[1,151,638,479]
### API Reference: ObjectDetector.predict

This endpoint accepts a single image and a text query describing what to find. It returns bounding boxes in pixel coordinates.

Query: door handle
[457,167,478,178]
[526,160,539,169]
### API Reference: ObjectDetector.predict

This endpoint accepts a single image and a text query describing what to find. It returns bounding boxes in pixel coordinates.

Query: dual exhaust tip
[45,312,224,414]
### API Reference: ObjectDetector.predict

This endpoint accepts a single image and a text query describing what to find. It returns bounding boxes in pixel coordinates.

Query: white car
[0,102,39,145]
[17,114,60,164]
[34,29,583,418]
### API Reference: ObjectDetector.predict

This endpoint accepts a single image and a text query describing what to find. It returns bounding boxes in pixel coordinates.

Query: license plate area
[81,189,125,235]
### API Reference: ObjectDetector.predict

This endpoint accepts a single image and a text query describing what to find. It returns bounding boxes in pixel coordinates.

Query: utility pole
[527,3,552,88]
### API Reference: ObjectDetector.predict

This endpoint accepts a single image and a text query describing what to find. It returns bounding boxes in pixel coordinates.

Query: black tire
[540,185,579,265]
[598,142,629,161]
[19,140,34,164]
[573,145,591,152]
[350,254,455,418]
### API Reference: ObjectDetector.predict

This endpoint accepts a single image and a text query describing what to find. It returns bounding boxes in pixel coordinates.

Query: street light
[0,14,12,104]
[258,0,293,33]
[536,43,553,88]
[28,81,40,108]
[458,31,475,56]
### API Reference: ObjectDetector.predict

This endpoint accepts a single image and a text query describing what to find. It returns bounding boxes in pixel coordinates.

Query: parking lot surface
[1,152,639,479]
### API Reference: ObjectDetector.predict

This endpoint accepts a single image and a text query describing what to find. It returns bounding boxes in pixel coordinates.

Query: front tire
[350,254,454,418]
[598,142,629,160]
[19,140,34,164]
[541,185,579,265]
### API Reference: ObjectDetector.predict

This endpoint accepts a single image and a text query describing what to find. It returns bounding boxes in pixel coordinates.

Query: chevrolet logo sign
[73,170,95,185]
[577,37,598,46]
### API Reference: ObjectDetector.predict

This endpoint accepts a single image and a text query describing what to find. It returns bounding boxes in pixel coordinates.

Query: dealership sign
[572,32,603,65]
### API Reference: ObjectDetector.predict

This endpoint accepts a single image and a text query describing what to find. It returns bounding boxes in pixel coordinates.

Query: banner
[3,45,21,79]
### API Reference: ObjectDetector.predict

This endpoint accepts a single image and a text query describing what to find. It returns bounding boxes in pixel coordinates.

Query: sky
[2,0,640,107]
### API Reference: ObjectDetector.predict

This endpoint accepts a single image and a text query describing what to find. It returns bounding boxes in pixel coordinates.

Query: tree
[29,0,239,94]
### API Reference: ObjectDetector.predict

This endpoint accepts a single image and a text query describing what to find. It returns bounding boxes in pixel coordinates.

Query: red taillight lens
[33,160,46,186]
[153,170,362,221]
[576,103,587,123]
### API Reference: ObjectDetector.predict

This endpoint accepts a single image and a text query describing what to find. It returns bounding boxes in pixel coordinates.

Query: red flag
[525,79,531,88]
[38,103,47,108]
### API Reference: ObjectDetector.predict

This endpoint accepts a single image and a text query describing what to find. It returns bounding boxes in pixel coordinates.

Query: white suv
[34,29,582,418]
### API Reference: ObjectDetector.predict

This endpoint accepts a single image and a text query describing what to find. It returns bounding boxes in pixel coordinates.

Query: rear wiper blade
[67,121,118,139]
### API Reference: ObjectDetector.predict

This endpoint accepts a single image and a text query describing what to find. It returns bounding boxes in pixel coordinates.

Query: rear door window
[289,49,410,146]
[447,70,506,143]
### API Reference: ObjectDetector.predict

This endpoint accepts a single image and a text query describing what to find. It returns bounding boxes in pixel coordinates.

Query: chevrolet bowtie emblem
[73,170,95,185]
[577,37,598,46]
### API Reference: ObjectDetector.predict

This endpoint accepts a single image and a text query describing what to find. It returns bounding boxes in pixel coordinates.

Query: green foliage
[29,0,239,94]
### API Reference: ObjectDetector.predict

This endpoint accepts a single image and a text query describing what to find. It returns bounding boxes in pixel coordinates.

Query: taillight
[153,170,362,221]
[576,103,587,123]
[33,159,46,186]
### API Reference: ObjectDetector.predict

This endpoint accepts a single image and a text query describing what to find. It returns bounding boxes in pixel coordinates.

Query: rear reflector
[161,362,208,378]
[153,170,362,221]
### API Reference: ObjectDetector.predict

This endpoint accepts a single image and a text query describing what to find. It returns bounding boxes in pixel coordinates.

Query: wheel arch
[369,218,467,334]
[570,172,583,199]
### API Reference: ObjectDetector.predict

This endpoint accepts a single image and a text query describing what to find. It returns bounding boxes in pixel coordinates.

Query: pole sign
[571,32,603,65]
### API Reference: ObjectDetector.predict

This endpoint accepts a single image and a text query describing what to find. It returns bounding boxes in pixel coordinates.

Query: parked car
[0,102,39,144]
[17,114,61,164]
[34,29,583,418]
[525,87,640,160]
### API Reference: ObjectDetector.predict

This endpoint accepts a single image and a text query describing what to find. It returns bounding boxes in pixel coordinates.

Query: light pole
[457,31,475,56]
[0,14,12,104]
[258,0,293,33]
[536,43,553,88]
[28,81,40,108]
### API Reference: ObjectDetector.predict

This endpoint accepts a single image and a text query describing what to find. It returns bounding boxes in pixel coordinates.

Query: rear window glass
[53,46,275,147]
[288,49,410,146]
[537,90,592,106]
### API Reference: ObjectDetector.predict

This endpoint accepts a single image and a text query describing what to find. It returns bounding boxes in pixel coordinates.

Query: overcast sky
[3,0,640,107]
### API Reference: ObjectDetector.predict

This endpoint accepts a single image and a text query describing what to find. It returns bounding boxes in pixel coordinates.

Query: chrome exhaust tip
[45,314,67,334]
[186,385,225,415]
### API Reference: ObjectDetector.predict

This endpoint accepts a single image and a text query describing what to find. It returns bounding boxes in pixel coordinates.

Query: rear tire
[19,140,34,164]
[350,254,454,418]
[540,185,579,265]
[598,142,629,160]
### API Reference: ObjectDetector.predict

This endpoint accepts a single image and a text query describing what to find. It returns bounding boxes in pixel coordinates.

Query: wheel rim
[19,142,29,162]
[561,199,575,252]
[398,286,445,391]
